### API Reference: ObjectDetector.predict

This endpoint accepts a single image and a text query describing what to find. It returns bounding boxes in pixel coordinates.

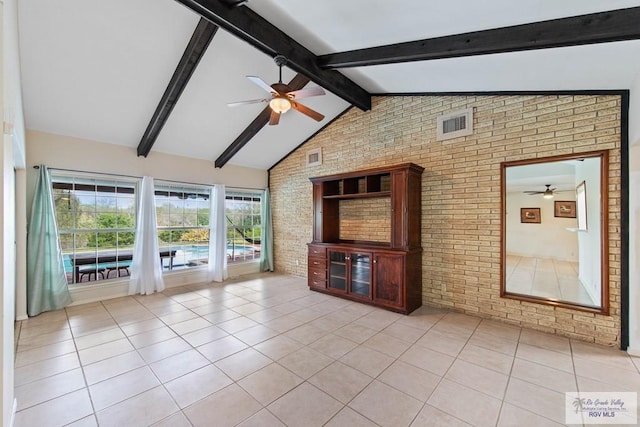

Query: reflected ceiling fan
[524,184,571,199]
[228,55,326,126]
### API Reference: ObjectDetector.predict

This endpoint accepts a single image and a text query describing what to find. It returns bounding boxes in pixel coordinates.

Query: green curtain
[260,189,274,272]
[27,165,72,316]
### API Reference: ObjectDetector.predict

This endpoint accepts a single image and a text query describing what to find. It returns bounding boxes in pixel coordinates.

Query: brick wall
[339,198,391,242]
[269,94,622,346]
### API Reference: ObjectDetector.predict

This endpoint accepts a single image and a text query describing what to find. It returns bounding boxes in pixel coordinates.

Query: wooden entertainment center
[307,163,423,314]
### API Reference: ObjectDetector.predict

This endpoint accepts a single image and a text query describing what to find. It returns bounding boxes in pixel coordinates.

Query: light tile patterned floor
[13,273,640,427]
[505,255,593,306]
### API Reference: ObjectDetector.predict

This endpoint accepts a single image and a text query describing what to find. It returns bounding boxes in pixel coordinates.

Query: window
[155,182,210,270]
[225,191,262,263]
[52,174,137,285]
[52,174,262,284]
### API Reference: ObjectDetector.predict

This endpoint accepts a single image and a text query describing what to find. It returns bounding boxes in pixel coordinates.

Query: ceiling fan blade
[247,76,276,94]
[269,110,281,126]
[227,98,269,107]
[524,191,544,194]
[287,86,325,99]
[291,101,325,122]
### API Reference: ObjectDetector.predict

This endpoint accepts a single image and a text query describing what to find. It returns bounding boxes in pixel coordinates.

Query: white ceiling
[17,0,640,170]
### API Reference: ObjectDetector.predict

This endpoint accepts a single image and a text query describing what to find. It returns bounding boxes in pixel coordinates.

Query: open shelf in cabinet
[323,191,390,200]
[320,173,391,199]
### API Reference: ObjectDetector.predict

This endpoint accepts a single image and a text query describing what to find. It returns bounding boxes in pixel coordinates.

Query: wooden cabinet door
[391,170,408,249]
[327,249,348,293]
[348,251,372,300]
[373,252,405,309]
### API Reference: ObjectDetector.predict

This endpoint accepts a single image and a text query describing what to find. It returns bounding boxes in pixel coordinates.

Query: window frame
[154,181,212,271]
[51,171,139,286]
[225,189,263,265]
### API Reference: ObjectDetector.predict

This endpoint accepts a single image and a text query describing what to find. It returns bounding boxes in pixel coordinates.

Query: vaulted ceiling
[17,0,640,170]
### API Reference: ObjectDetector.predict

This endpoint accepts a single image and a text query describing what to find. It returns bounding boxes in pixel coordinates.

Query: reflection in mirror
[501,151,609,314]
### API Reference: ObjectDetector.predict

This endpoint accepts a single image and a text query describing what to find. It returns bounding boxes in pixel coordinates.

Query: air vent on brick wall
[436,108,473,141]
[306,148,322,167]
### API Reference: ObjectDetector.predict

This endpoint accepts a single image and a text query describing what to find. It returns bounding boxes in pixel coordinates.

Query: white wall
[575,157,602,305]
[23,130,269,306]
[505,192,578,261]
[26,130,267,195]
[628,75,640,355]
[1,0,26,423]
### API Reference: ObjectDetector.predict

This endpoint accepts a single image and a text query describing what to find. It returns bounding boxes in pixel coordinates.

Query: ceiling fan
[228,55,326,126]
[524,184,571,199]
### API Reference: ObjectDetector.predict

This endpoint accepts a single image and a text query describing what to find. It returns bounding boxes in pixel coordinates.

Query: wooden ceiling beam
[217,0,247,7]
[137,18,218,157]
[318,7,640,69]
[215,74,310,168]
[173,0,371,111]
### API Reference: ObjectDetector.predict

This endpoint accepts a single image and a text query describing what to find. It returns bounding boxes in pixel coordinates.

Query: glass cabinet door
[328,250,347,291]
[349,252,371,298]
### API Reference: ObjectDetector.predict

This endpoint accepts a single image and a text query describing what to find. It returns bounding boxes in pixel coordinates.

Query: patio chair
[105,263,131,278]
[78,266,106,282]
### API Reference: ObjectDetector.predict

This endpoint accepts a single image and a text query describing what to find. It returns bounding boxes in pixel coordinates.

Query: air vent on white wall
[436,108,473,141]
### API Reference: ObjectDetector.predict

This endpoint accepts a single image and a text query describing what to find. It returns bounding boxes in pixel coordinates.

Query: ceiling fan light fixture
[543,190,554,199]
[269,96,291,114]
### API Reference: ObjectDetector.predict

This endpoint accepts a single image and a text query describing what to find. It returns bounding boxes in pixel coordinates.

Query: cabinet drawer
[308,266,326,281]
[308,245,327,259]
[309,278,327,290]
[308,257,326,269]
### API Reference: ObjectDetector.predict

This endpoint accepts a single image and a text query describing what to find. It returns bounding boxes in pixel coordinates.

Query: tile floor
[13,273,640,427]
[505,255,594,307]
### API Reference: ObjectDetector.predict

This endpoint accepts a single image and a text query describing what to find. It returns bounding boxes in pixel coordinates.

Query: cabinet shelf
[323,191,391,200]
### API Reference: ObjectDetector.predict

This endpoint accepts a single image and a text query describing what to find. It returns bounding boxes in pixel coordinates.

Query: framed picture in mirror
[520,207,541,223]
[554,201,576,218]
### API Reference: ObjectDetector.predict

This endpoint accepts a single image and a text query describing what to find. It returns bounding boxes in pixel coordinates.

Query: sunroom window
[154,182,211,270]
[52,174,137,285]
[225,191,262,263]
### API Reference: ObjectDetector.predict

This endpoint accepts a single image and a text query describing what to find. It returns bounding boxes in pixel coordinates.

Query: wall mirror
[500,150,609,314]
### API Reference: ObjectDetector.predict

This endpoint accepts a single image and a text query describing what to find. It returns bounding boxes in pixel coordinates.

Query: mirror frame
[500,150,609,314]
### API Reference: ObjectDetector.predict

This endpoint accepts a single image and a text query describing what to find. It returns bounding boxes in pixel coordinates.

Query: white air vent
[306,148,322,167]
[436,108,473,141]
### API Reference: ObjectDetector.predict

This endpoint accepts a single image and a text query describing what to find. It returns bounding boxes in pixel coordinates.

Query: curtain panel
[208,184,228,282]
[129,176,165,295]
[27,165,72,316]
[260,189,274,272]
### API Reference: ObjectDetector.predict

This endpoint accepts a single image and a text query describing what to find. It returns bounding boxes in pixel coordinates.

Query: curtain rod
[32,165,266,191]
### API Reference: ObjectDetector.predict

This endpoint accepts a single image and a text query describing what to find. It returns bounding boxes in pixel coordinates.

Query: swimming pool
[169,244,259,266]
[63,243,259,277]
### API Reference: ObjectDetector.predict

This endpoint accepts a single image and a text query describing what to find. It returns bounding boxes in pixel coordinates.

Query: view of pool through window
[226,192,262,263]
[53,174,263,285]
[52,174,138,285]
[155,183,210,270]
